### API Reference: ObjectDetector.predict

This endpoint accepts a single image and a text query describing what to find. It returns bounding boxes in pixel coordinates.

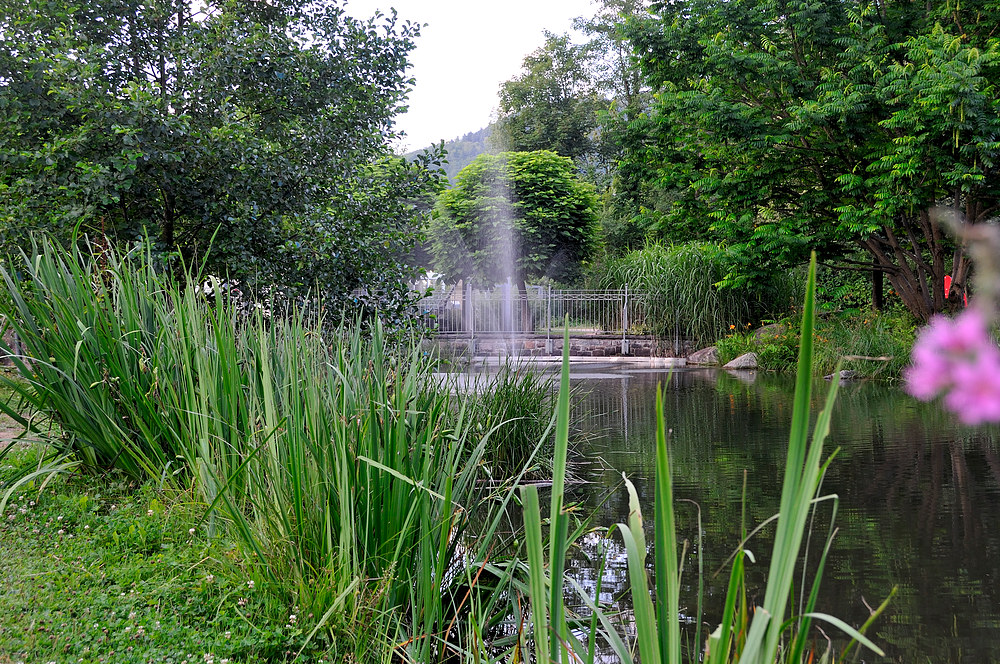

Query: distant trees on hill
[407,126,493,184]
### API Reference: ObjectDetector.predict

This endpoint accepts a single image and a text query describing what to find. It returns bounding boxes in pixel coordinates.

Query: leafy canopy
[492,34,605,169]
[429,151,600,287]
[0,0,444,304]
[627,0,1000,319]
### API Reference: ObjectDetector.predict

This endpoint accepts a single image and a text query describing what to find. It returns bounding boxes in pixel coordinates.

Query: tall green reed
[523,253,890,663]
[0,239,527,661]
[466,365,558,481]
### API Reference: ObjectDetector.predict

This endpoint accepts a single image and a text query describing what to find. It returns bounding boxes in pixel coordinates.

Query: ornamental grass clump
[590,242,798,345]
[466,365,558,481]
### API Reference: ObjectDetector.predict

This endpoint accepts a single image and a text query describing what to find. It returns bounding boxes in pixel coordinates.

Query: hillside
[407,125,493,183]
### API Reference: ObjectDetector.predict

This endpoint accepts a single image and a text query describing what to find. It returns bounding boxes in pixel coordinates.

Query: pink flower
[944,357,1000,424]
[905,309,1000,424]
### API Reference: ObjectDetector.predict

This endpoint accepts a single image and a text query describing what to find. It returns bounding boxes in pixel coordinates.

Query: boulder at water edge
[687,346,720,365]
[723,352,758,370]
[824,369,858,381]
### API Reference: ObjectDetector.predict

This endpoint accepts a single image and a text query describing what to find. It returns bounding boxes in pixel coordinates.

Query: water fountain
[489,157,521,360]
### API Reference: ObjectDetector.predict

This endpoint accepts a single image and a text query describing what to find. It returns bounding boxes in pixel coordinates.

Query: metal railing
[418,282,650,341]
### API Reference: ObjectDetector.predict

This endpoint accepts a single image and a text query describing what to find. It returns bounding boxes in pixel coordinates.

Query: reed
[0,239,526,660]
[466,365,558,481]
[522,254,890,663]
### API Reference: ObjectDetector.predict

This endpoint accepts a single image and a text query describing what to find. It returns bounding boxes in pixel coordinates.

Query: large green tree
[627,0,1000,320]
[574,0,668,253]
[0,0,443,304]
[429,151,599,292]
[491,34,605,170]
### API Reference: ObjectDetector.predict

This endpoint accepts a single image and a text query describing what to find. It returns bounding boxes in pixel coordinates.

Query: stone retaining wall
[432,335,698,359]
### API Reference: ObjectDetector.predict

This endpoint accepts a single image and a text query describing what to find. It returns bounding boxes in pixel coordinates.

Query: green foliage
[589,241,801,345]
[573,0,665,253]
[0,0,444,304]
[491,33,604,169]
[716,310,918,377]
[625,0,1000,320]
[715,323,800,372]
[430,150,600,287]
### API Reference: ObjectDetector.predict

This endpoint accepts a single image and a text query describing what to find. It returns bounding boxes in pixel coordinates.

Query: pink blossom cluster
[904,309,1000,425]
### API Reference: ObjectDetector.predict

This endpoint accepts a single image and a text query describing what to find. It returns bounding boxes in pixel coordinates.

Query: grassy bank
[0,448,331,663]
[715,309,917,378]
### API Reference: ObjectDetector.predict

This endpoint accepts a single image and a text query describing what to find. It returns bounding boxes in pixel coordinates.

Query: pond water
[545,364,1000,663]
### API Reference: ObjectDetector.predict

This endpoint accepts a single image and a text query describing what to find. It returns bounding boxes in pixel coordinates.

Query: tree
[429,151,599,294]
[0,0,444,305]
[626,0,1000,320]
[491,34,605,170]
[574,0,667,253]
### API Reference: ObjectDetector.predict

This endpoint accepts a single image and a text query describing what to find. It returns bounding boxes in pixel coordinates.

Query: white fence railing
[418,283,650,340]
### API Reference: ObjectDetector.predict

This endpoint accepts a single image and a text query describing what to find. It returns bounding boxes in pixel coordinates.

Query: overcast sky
[344,0,599,152]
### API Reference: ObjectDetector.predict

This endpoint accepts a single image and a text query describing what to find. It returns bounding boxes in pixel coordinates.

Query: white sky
[344,0,599,152]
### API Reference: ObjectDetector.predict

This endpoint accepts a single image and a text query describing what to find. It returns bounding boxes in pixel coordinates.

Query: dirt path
[0,413,31,454]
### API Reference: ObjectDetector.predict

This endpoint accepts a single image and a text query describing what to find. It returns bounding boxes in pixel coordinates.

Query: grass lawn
[0,446,334,664]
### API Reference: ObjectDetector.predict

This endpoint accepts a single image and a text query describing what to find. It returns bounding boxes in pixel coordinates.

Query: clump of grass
[466,365,557,481]
[589,242,799,345]
[812,309,917,378]
[0,239,526,661]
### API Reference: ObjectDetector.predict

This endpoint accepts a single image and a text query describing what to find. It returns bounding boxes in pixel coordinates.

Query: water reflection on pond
[555,365,1000,662]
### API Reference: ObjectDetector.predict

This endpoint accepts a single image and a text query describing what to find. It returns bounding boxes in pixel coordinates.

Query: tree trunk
[872,258,884,312]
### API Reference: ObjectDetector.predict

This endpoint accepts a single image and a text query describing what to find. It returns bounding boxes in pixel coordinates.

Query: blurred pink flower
[905,308,1000,424]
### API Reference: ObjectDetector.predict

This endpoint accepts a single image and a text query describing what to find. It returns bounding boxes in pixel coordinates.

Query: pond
[542,364,1000,662]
